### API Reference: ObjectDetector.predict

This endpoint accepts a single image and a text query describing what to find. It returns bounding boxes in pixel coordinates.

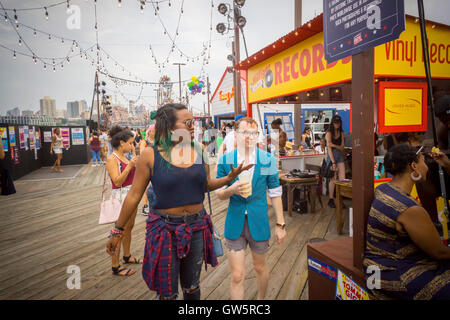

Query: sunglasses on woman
[181,119,195,128]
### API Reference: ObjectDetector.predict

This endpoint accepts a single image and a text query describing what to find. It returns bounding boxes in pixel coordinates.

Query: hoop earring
[411,171,422,182]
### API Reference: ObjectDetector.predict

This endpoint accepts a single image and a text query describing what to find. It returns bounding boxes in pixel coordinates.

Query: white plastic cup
[239,171,252,198]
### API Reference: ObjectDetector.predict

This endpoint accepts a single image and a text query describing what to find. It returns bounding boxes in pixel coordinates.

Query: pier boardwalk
[0,163,350,300]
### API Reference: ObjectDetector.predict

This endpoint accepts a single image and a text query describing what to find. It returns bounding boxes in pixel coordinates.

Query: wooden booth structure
[235,13,450,299]
[0,123,91,180]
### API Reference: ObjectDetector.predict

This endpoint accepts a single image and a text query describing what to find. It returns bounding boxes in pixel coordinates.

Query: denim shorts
[326,148,345,164]
[152,209,206,300]
[225,216,269,254]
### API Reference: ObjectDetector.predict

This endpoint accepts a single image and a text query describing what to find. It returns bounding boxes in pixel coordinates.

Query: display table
[279,154,325,172]
[279,172,319,216]
[335,180,352,234]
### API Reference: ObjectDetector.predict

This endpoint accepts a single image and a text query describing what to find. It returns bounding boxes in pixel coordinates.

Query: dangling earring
[411,171,422,181]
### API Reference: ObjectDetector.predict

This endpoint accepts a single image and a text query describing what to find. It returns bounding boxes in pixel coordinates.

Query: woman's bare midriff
[157,203,204,216]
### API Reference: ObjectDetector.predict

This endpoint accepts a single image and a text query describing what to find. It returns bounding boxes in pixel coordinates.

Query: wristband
[108,228,123,239]
[114,224,124,231]
[276,223,286,230]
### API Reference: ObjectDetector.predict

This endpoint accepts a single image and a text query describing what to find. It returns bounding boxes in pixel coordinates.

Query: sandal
[112,265,135,276]
[122,255,142,264]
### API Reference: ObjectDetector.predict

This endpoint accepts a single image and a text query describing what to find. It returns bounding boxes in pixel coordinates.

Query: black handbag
[320,159,335,179]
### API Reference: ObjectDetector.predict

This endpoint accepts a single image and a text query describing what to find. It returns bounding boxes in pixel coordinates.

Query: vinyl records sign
[324,0,405,63]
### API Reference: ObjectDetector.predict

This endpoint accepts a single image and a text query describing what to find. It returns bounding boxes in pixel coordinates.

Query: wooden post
[207,76,211,116]
[233,2,242,115]
[232,41,239,117]
[294,0,302,146]
[96,71,101,130]
[351,48,375,270]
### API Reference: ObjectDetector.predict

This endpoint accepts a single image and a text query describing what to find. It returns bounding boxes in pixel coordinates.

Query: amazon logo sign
[378,82,428,133]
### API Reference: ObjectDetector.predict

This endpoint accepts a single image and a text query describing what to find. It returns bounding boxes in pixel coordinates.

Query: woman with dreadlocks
[106,103,252,300]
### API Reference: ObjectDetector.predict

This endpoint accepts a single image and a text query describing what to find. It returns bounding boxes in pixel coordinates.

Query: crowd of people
[93,96,449,300]
[100,104,286,300]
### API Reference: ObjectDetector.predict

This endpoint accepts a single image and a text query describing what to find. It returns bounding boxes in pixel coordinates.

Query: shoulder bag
[320,159,335,179]
[203,148,224,257]
[98,155,123,225]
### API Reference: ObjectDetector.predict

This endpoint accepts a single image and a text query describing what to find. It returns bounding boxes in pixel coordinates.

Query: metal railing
[0,115,57,126]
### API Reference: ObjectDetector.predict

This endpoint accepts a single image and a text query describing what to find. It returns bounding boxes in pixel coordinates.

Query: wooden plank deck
[0,163,351,300]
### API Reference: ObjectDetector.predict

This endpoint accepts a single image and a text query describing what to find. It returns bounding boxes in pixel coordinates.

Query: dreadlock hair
[153,103,205,167]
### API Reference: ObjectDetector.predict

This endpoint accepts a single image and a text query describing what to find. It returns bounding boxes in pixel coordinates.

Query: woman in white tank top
[50,128,64,172]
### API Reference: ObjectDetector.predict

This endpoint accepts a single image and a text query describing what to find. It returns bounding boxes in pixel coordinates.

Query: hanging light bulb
[118,0,122,7]
[13,51,16,59]
[53,66,56,72]
[4,14,8,22]
[61,38,64,44]
[61,63,64,69]
[18,38,22,46]
[14,9,18,24]
[141,4,144,13]
[44,64,47,70]
[67,57,70,64]
[34,29,37,37]
[44,7,49,20]
[67,1,70,9]
[52,59,55,66]
[48,34,51,40]
[169,1,171,7]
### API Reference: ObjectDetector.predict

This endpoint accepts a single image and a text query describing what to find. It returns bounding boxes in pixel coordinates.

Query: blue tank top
[151,145,206,210]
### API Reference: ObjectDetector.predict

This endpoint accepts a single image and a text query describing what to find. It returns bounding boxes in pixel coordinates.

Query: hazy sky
[0,0,449,115]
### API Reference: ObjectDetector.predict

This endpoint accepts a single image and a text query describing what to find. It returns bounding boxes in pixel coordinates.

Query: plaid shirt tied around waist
[142,211,218,297]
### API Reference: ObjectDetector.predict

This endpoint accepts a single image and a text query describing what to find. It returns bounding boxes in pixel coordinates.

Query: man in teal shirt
[216,117,286,300]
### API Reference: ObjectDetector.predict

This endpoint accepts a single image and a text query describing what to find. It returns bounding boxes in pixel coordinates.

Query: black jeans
[154,210,205,300]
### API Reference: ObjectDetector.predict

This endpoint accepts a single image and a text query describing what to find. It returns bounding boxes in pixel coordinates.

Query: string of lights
[148,0,212,63]
[0,0,104,72]
[1,0,170,11]
[97,68,192,86]
[1,0,214,108]
[147,0,185,75]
